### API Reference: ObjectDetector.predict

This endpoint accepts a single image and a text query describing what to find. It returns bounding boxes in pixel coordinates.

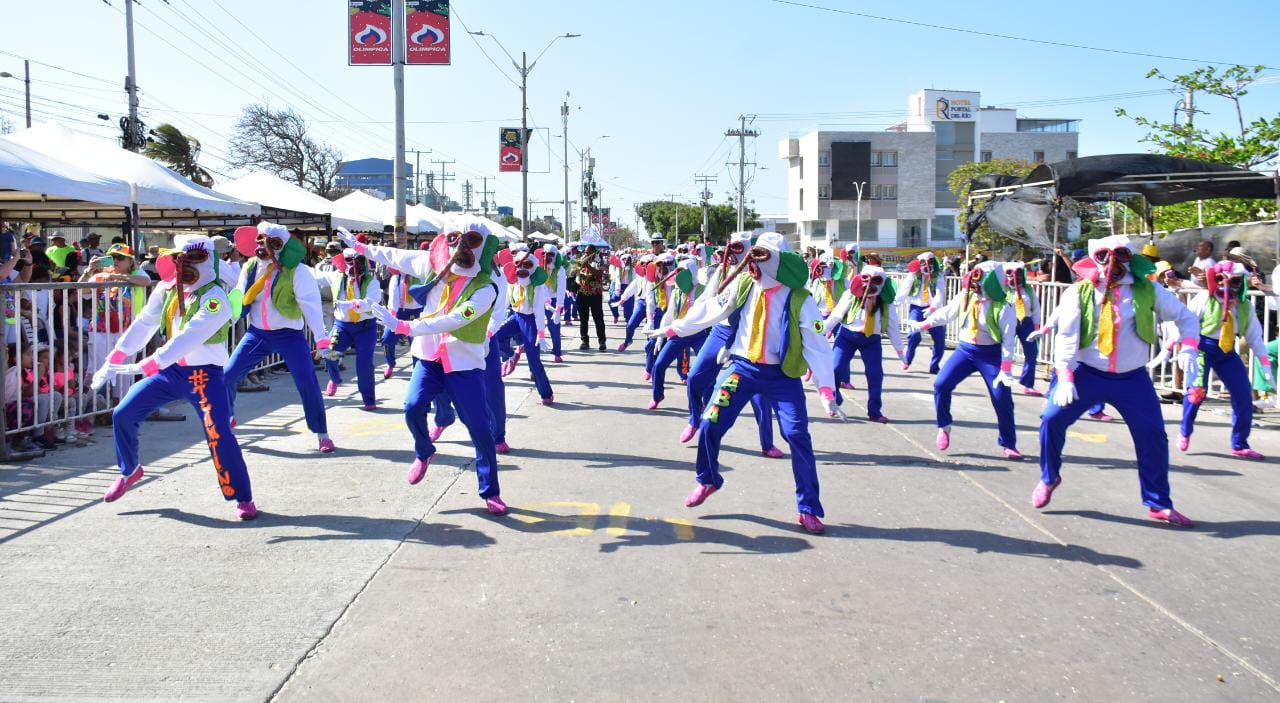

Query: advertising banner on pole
[349,1,393,65]
[405,1,450,65]
[499,127,525,173]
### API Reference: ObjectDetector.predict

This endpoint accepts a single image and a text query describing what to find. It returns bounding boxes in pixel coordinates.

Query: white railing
[887,274,1273,400]
[1,280,305,455]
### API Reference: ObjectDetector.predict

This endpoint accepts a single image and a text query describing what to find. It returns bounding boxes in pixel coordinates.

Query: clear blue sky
[2,0,1278,234]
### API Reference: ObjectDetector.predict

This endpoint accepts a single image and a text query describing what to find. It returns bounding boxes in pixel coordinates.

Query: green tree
[144,123,213,186]
[948,157,1037,253]
[1116,65,1280,230]
[635,200,759,242]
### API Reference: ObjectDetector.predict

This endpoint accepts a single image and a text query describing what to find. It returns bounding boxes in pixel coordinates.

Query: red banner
[406,1,450,65]
[499,127,525,172]
[349,2,392,65]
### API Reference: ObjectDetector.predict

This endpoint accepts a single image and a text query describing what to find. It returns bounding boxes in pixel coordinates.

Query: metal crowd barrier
[1,279,311,456]
[886,273,1275,401]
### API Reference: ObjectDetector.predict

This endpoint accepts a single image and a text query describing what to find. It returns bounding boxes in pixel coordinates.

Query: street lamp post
[0,61,31,128]
[470,30,580,241]
[852,181,867,249]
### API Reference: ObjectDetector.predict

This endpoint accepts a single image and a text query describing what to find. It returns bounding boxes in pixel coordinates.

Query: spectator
[1185,239,1216,286]
[80,233,104,262]
[78,244,149,390]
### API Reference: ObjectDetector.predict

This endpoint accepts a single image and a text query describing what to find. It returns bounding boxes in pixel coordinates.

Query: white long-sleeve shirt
[509,281,548,336]
[808,278,840,316]
[921,293,1016,361]
[1187,292,1267,359]
[237,260,327,339]
[823,291,904,354]
[897,272,947,311]
[546,265,567,312]
[619,276,649,304]
[316,270,381,324]
[396,274,498,372]
[112,283,233,368]
[387,273,424,313]
[1052,276,1199,374]
[669,283,835,392]
[1006,286,1041,327]
[487,270,510,338]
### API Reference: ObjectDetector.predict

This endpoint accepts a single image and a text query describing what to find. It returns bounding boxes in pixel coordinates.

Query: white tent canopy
[215,172,379,232]
[334,191,436,234]
[0,138,134,219]
[1,123,259,219]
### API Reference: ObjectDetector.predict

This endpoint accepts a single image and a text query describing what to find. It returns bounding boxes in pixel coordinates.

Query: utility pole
[726,115,760,232]
[562,94,571,240]
[664,193,682,241]
[695,174,717,239]
[480,177,495,218]
[1184,85,1204,228]
[391,0,407,245]
[406,149,431,204]
[462,180,474,212]
[123,0,141,150]
[430,159,455,209]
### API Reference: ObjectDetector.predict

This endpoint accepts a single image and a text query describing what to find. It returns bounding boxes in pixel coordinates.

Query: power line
[767,0,1275,69]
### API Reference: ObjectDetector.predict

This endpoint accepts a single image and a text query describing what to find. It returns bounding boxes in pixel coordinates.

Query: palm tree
[143,123,213,186]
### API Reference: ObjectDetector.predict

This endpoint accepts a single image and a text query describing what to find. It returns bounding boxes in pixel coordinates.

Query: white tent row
[0,138,135,219]
[215,172,379,232]
[1,123,259,221]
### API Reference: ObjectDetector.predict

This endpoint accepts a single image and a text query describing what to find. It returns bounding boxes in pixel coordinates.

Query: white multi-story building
[780,89,1079,252]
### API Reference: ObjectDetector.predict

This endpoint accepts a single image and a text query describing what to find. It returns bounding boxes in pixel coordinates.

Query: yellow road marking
[1068,430,1107,443]
[606,502,631,535]
[662,517,695,541]
[520,501,600,535]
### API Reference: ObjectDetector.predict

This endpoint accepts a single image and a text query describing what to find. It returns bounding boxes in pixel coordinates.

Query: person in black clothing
[572,232,611,351]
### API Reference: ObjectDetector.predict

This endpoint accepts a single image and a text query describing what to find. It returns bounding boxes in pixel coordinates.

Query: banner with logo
[499,127,525,172]
[406,1,450,65]
[349,1,393,65]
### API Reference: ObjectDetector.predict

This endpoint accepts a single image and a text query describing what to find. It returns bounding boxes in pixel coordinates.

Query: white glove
[904,320,924,333]
[1027,327,1046,342]
[820,394,847,420]
[1146,346,1172,369]
[370,303,399,330]
[1050,377,1078,407]
[993,372,1015,389]
[334,227,358,249]
[538,335,552,352]
[1176,346,1199,390]
[644,326,671,339]
[91,365,118,392]
[1260,362,1276,388]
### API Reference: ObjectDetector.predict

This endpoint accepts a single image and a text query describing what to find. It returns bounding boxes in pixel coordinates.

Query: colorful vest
[331,274,373,323]
[1076,279,1156,348]
[960,291,1003,344]
[425,275,496,344]
[1201,295,1250,339]
[245,259,301,320]
[732,275,811,379]
[161,281,229,344]
[844,297,890,335]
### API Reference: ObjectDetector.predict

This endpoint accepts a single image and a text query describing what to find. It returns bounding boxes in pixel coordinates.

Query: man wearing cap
[45,233,78,276]
[573,228,611,350]
[224,222,336,453]
[899,251,947,374]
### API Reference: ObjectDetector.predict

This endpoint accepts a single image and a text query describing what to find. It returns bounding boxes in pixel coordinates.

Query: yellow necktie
[922,275,931,303]
[1015,292,1026,321]
[512,283,526,310]
[967,296,980,340]
[345,277,360,322]
[1220,306,1235,352]
[433,274,460,317]
[862,301,876,335]
[747,289,770,362]
[242,263,277,307]
[1098,288,1117,357]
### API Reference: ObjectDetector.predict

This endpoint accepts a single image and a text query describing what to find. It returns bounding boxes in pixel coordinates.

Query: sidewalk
[3,325,1280,701]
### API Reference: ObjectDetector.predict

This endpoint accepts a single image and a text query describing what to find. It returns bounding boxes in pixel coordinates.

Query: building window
[883,184,897,200]
[818,184,830,200]
[818,151,830,167]
[937,150,953,161]
[798,157,804,179]
[1033,151,1045,163]
[1067,151,1077,160]
[869,184,882,200]
[872,151,898,167]
[981,151,992,162]
[799,188,804,210]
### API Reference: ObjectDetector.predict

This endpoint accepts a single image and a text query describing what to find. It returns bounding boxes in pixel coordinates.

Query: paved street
[3,322,1280,702]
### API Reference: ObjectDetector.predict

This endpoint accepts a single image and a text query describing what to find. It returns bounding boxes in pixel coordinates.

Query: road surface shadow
[701,513,1144,569]
[118,507,497,547]
[1061,454,1242,477]
[439,506,812,555]
[500,446,700,472]
[1046,509,1280,539]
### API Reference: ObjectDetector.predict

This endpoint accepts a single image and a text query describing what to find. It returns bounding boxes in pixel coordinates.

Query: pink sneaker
[325,381,338,397]
[407,455,433,485]
[236,501,258,520]
[901,363,910,371]
[541,396,555,406]
[679,425,697,443]
[511,348,522,365]
[761,446,784,459]
[1022,387,1043,397]
[230,417,237,430]
[1031,477,1061,509]
[647,398,661,410]
[1149,507,1195,528]
[868,415,890,424]
[362,403,377,412]
[839,382,855,391]
[1231,448,1265,460]
[495,441,511,454]
[797,512,825,534]
[935,429,950,451]
[644,371,652,382]
[485,496,509,516]
[383,366,394,380]
[1003,447,1023,460]
[1087,411,1115,422]
[1177,435,1190,452]
[429,425,446,442]
[500,360,515,377]
[803,370,813,383]
[684,484,718,507]
[104,465,144,503]
[318,437,336,453]
[617,342,629,352]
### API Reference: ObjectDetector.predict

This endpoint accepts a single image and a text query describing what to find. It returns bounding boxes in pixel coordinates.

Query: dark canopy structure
[1020,154,1276,205]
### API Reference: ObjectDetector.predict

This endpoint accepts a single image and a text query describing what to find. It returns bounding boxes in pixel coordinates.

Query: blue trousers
[113,365,251,502]
[544,307,563,357]
[905,304,945,373]
[1182,335,1253,449]
[934,342,1017,449]
[404,358,499,498]
[484,337,507,443]
[494,312,554,399]
[689,324,776,446]
[623,299,649,347]
[564,293,578,322]
[618,296,635,325]
[1015,317,1039,389]
[1050,367,1107,417]
[652,330,709,422]
[832,327,885,418]
[226,327,328,434]
[642,303,663,374]
[325,318,377,406]
[433,396,456,428]
[1041,365,1172,510]
[382,307,421,368]
[697,358,822,516]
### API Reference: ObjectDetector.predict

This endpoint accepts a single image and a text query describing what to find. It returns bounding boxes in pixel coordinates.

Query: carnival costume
[900,251,947,374]
[823,263,904,422]
[317,248,382,409]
